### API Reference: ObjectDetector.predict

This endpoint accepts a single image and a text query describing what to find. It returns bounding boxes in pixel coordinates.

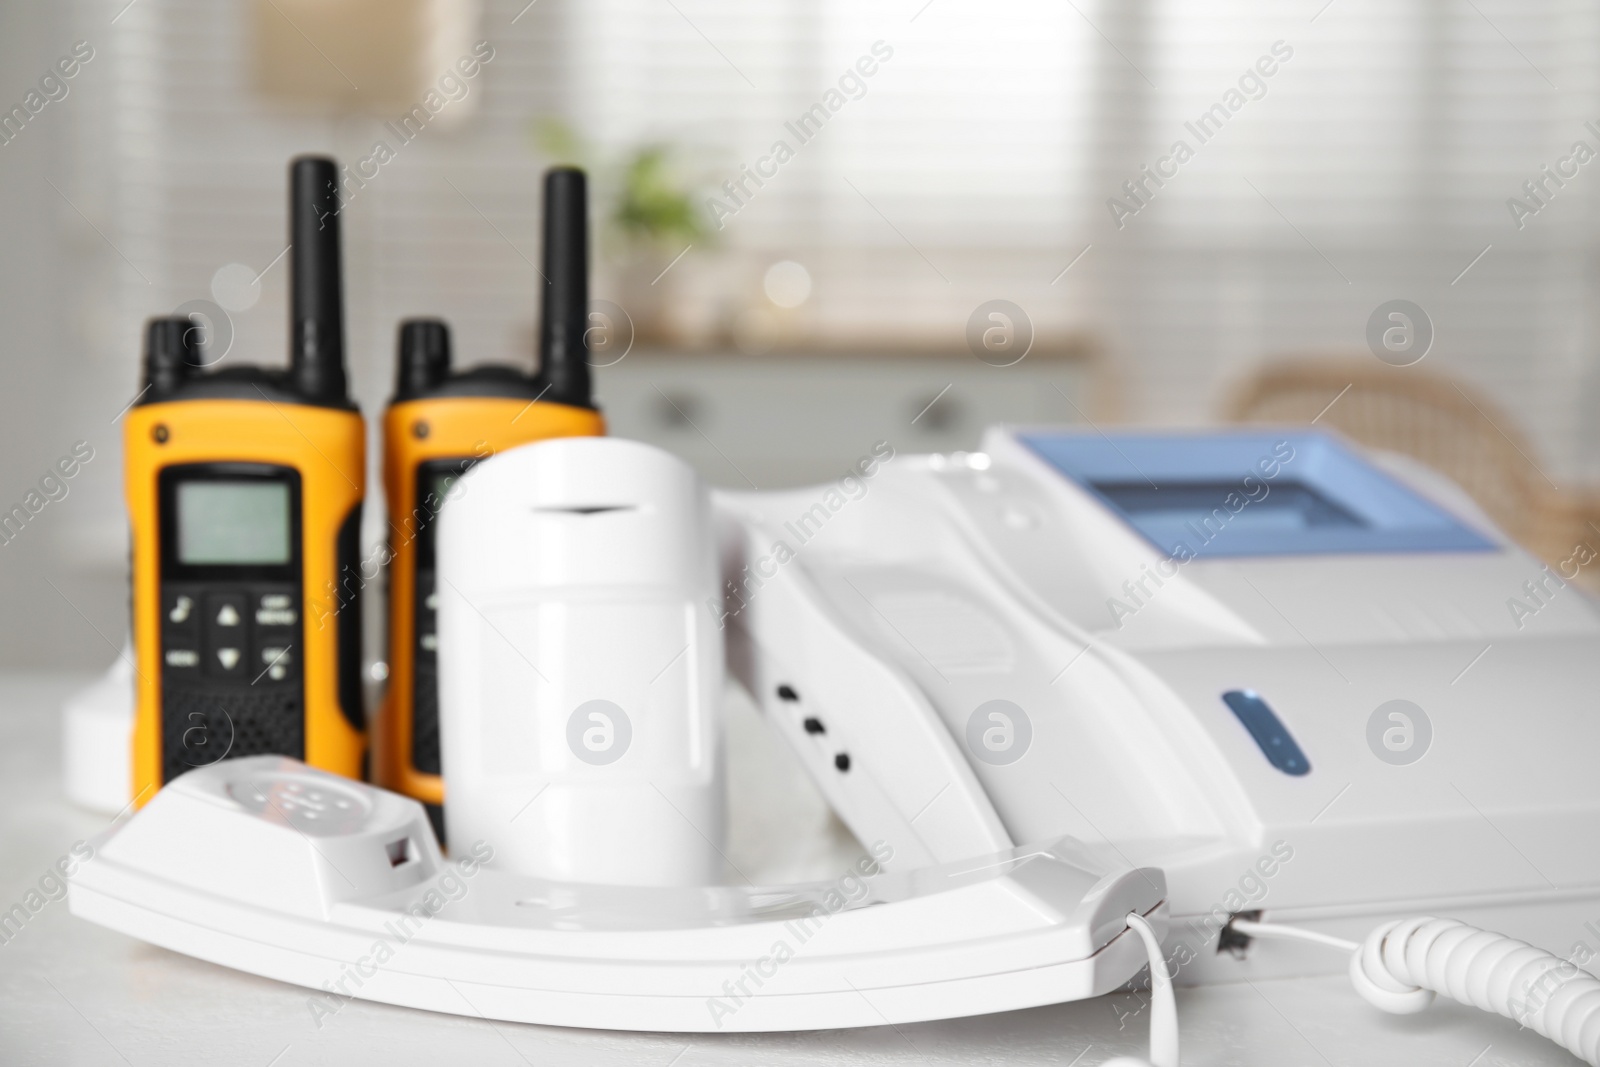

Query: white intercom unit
[716,427,1600,979]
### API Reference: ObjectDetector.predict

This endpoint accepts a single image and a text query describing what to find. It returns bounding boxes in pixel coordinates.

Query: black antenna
[288,156,347,404]
[396,319,451,401]
[537,167,591,407]
[143,316,200,397]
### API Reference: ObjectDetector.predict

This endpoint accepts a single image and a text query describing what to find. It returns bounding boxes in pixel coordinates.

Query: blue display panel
[1018,430,1497,558]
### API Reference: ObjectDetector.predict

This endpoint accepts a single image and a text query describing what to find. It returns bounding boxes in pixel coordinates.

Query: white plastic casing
[69,756,1167,1033]
[438,437,724,886]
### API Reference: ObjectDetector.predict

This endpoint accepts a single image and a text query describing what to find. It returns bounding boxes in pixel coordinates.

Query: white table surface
[0,672,1582,1066]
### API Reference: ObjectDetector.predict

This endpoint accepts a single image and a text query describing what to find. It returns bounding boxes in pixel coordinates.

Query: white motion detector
[436,437,724,886]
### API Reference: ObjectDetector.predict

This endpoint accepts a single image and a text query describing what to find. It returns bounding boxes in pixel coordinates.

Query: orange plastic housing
[125,398,366,806]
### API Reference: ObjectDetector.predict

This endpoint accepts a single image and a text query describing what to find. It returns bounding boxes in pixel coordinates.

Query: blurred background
[2,0,1598,669]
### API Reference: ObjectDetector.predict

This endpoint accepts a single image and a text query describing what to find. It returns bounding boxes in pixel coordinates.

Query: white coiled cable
[1103,912,1600,1067]
[1348,916,1600,1063]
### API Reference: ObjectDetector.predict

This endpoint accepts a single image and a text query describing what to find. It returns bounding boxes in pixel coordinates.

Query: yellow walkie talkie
[375,167,604,826]
[125,156,366,804]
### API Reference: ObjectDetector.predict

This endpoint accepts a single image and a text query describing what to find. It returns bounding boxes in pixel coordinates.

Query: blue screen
[1018,430,1497,558]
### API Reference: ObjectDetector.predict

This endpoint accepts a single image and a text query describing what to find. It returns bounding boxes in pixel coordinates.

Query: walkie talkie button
[164,649,199,669]
[204,595,250,680]
[256,592,297,626]
[168,595,194,624]
[419,633,438,653]
[207,609,248,676]
[254,636,297,683]
[208,593,247,630]
[163,591,200,645]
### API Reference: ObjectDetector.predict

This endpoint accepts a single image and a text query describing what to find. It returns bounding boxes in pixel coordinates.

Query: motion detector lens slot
[532,504,636,516]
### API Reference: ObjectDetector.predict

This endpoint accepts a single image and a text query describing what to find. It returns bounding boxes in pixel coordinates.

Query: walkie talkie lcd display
[374,167,605,818]
[124,157,366,803]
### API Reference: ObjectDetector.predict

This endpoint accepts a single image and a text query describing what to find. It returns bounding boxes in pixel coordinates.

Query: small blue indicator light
[1221,690,1311,776]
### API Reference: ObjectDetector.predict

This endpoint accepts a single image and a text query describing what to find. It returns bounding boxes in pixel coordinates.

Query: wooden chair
[1223,356,1600,583]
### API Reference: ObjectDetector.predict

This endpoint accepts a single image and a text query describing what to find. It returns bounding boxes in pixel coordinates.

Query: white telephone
[715,426,1600,974]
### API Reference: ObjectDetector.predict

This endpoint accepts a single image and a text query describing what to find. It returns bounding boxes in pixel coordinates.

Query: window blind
[72,0,1600,481]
